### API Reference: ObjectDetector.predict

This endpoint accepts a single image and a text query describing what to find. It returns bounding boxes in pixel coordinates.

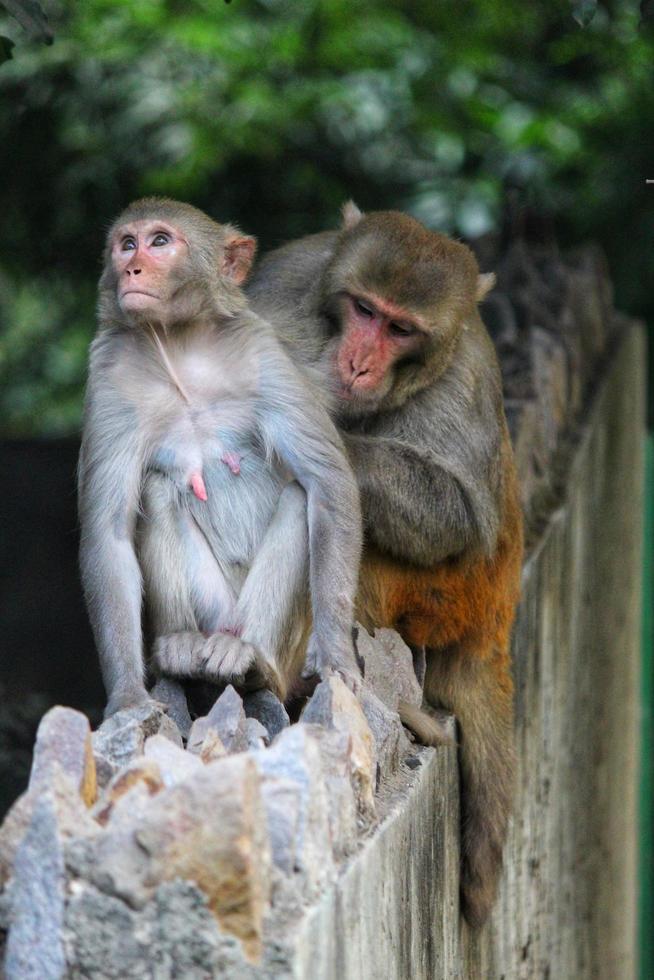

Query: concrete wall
[290,323,645,979]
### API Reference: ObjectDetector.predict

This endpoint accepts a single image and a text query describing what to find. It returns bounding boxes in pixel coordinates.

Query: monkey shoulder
[248,233,338,353]
[249,231,338,301]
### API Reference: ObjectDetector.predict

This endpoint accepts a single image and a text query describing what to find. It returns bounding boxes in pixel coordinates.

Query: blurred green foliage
[0,0,652,435]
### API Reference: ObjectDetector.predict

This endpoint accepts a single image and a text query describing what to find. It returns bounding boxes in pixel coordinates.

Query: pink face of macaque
[111,220,190,316]
[335,292,425,398]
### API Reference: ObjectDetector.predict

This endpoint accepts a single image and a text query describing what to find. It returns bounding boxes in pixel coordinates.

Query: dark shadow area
[0,438,103,816]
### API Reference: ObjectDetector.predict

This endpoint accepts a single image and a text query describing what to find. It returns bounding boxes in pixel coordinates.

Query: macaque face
[111,219,190,317]
[335,292,426,400]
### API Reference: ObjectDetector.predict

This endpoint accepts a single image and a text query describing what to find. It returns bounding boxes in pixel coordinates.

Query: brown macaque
[78,197,362,720]
[247,202,523,928]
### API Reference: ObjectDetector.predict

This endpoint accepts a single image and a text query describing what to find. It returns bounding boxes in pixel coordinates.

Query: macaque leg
[139,474,255,681]
[424,645,514,929]
[233,482,310,698]
[155,484,309,698]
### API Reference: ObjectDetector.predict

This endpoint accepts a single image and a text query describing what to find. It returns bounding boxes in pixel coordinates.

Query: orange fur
[359,448,522,668]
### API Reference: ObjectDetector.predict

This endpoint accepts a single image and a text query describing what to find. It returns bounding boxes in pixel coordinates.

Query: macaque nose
[350,359,369,381]
[126,267,142,276]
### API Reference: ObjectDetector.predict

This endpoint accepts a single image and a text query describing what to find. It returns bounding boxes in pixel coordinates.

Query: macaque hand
[153,632,207,678]
[201,631,258,681]
[302,634,363,695]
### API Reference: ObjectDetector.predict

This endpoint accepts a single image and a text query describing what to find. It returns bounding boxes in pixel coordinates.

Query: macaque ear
[476,272,496,302]
[222,234,257,285]
[341,200,364,230]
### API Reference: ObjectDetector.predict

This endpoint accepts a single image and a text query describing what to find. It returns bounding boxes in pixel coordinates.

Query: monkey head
[322,202,495,415]
[99,197,256,329]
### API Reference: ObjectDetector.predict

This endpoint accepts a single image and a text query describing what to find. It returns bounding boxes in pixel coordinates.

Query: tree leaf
[0,0,53,45]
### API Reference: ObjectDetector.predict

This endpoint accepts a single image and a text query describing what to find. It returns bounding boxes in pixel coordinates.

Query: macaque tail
[398,700,454,747]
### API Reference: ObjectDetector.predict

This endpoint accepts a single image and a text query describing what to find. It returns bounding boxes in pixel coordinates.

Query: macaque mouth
[121,288,159,299]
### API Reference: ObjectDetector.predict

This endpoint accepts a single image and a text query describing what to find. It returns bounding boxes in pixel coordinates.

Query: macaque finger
[303,637,363,695]
[202,633,258,680]
[154,631,206,678]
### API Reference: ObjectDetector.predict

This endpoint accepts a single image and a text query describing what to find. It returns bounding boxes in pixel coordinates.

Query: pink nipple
[221,450,241,476]
[190,471,208,502]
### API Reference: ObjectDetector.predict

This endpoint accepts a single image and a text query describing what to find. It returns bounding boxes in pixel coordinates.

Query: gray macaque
[78,197,362,719]
[247,203,523,928]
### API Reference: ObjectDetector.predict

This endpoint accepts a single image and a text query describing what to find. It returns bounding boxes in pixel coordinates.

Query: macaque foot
[103,686,162,721]
[301,638,363,696]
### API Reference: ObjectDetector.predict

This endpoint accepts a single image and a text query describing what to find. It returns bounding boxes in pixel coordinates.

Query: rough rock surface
[29,706,96,806]
[0,629,445,977]
[244,689,290,741]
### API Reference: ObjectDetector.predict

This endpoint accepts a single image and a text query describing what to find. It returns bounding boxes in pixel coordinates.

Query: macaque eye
[152,232,171,247]
[389,321,416,337]
[354,298,374,318]
[121,236,137,251]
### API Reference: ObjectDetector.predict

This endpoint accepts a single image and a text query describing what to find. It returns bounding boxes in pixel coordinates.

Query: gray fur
[249,233,505,567]
[79,202,362,718]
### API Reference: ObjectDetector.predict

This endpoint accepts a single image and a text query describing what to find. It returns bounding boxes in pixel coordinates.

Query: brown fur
[248,205,524,928]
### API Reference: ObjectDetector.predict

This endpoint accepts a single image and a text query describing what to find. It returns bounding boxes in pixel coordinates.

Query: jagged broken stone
[253,725,334,899]
[200,728,228,763]
[157,713,184,748]
[245,717,268,749]
[66,754,271,962]
[150,676,192,739]
[243,689,290,741]
[0,766,97,889]
[357,688,412,788]
[4,792,68,980]
[64,879,258,980]
[302,675,376,817]
[143,733,202,787]
[303,724,359,858]
[207,685,249,752]
[92,758,164,826]
[93,753,118,792]
[188,685,249,755]
[29,705,96,806]
[92,702,172,778]
[354,626,423,712]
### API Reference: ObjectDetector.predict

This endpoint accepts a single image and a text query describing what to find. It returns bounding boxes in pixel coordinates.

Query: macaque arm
[343,433,478,565]
[257,341,362,684]
[78,379,148,717]
[343,376,503,567]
